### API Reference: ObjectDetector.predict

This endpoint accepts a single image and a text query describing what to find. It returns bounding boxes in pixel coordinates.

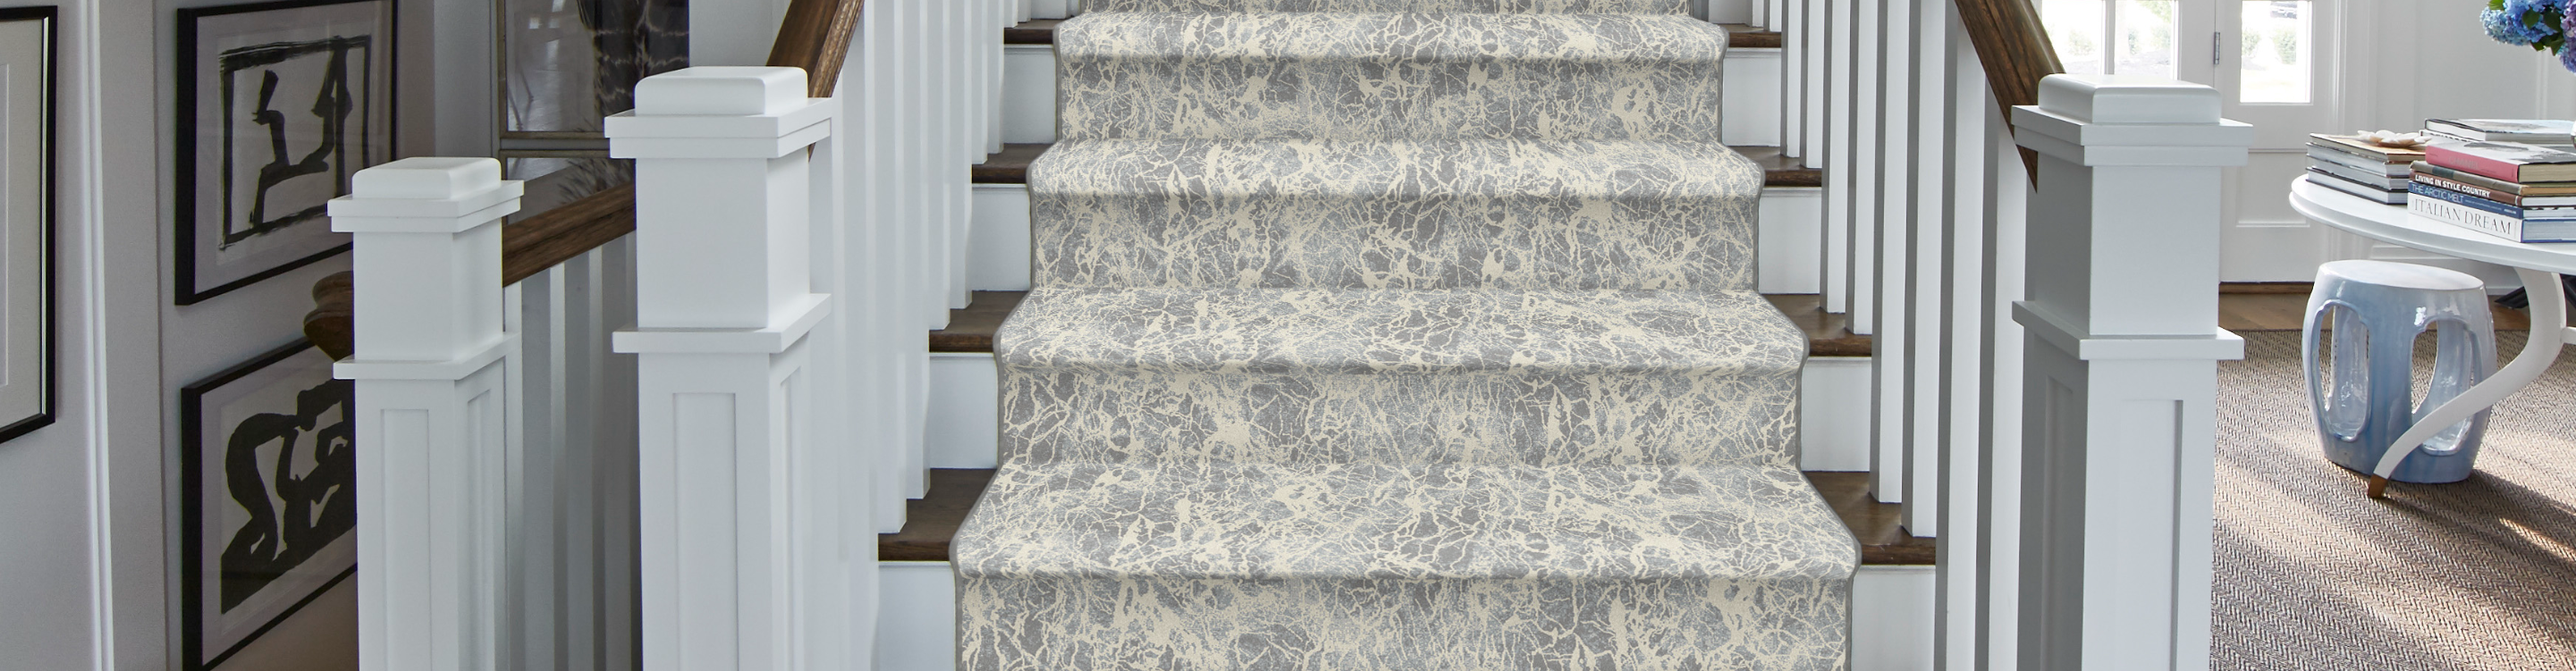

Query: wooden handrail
[1953,0,2061,182]
[308,0,867,359]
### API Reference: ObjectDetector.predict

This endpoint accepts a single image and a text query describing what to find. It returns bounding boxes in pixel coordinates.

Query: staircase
[950,0,1859,667]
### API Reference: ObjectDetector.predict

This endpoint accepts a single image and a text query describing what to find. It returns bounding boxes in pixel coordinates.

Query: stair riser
[975,184,1822,294]
[1060,59,1725,143]
[1004,44,1785,147]
[934,352,1866,470]
[883,562,1931,671]
[998,366,1798,467]
[955,575,1851,670]
[1086,0,1690,13]
[1030,142,1762,290]
[1055,14,1727,142]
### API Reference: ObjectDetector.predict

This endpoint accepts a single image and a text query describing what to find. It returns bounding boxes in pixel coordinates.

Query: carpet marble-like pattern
[998,287,1803,467]
[1056,13,1730,141]
[1031,138,1765,290]
[1087,0,1687,13]
[955,461,1857,670]
[956,0,1856,667]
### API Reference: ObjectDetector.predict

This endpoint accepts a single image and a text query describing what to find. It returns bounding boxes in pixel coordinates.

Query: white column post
[605,66,837,671]
[2008,74,2250,671]
[333,157,523,671]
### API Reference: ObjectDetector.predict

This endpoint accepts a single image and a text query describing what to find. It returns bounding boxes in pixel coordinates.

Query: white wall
[2222,0,2561,282]
[0,1,162,670]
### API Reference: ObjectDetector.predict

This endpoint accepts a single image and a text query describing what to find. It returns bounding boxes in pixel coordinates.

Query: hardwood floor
[2218,287,2533,332]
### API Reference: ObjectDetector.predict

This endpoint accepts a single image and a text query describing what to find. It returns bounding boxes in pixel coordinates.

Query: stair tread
[1000,286,1803,375]
[1035,138,1760,198]
[979,141,1821,187]
[888,467,1930,565]
[933,290,1871,356]
[1006,18,1780,48]
[1061,12,1727,63]
[1085,0,1699,15]
[955,459,1857,581]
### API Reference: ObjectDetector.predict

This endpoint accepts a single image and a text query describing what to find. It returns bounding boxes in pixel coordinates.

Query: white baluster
[605,66,835,671]
[2009,74,2250,671]
[334,157,523,671]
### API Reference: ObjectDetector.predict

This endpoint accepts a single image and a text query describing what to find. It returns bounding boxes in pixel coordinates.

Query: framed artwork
[177,0,395,305]
[0,6,57,444]
[181,340,357,671]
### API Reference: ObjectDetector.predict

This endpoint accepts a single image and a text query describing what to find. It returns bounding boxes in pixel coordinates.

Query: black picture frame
[0,5,59,444]
[180,339,358,671]
[176,0,396,306]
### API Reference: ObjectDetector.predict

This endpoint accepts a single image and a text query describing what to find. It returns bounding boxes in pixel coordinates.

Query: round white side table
[2289,177,2576,497]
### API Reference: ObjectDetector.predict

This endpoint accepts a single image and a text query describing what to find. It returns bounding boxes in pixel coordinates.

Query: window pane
[2114,0,2176,79]
[2043,0,2107,76]
[503,0,689,134]
[2240,0,2312,104]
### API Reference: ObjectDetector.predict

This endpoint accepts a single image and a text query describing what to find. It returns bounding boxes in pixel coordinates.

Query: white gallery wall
[0,0,163,670]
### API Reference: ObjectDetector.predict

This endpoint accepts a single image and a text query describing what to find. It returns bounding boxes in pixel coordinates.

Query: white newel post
[333,157,523,671]
[605,66,838,671]
[2007,74,2250,670]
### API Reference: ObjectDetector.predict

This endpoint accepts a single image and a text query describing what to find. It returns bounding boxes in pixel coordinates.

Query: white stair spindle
[2009,74,2250,671]
[605,66,836,671]
[333,157,523,671]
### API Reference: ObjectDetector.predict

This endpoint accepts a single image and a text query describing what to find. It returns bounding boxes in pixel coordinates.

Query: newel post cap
[328,157,522,231]
[351,156,503,197]
[2035,74,2222,124]
[634,66,809,116]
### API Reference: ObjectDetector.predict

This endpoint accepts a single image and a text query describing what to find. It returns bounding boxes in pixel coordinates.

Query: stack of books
[2409,140,2576,242]
[2425,119,2576,148]
[2306,133,2424,204]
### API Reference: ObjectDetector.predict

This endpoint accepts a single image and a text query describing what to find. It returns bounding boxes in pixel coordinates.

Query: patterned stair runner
[953,1,1858,668]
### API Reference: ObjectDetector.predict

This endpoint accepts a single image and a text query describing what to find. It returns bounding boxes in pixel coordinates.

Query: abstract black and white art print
[0,6,57,444]
[182,340,357,671]
[177,0,393,305]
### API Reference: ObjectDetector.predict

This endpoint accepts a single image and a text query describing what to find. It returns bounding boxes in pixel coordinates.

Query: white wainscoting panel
[1722,47,1784,147]
[1760,187,1823,294]
[968,185,1035,291]
[1001,45,1057,144]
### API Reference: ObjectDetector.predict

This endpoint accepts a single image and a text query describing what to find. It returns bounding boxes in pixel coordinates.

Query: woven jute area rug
[2216,330,2576,669]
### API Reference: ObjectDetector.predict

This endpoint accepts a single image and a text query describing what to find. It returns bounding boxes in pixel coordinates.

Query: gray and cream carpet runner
[953,1,1858,668]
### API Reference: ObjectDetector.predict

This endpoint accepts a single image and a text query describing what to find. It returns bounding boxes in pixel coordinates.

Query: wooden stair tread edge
[1004,19,1778,48]
[977,143,1822,188]
[881,468,1930,566]
[935,290,1871,356]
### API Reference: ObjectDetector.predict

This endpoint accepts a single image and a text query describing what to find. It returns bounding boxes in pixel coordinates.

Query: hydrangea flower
[2483,9,2545,45]
[2488,7,2556,46]
[2562,3,2576,71]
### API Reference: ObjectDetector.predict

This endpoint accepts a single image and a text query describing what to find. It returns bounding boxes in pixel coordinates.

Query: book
[2310,159,2408,190]
[2309,147,2413,178]
[2411,172,2576,207]
[2410,197,2576,242]
[2309,133,2431,164]
[2308,171,2409,205]
[2423,141,2576,182]
[2425,119,2576,144]
[2412,162,2576,197]
[2407,182,2576,221]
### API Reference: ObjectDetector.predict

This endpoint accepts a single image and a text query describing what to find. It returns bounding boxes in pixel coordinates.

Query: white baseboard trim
[926,352,1877,473]
[875,561,1932,671]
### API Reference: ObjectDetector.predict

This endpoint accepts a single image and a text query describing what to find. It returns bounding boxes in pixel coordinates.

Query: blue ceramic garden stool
[2303,260,2497,483]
